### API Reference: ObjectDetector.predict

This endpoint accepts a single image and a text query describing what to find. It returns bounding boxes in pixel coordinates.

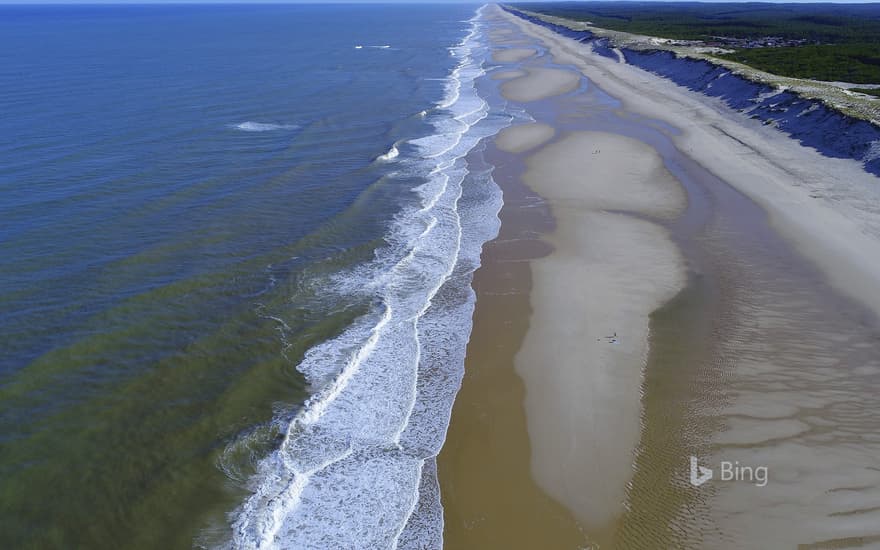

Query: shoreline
[441,5,880,548]
[438,139,589,549]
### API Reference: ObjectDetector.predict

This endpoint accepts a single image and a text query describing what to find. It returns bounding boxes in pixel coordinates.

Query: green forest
[851,87,880,98]
[719,44,880,84]
[514,2,880,84]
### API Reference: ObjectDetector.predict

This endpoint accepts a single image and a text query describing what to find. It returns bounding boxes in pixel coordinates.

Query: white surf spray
[228,6,513,549]
[377,145,400,162]
[233,122,299,132]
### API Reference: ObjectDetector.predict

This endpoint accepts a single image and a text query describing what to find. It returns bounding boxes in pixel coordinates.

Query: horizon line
[3,0,880,5]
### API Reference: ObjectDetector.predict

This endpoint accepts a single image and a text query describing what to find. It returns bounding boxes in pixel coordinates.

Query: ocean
[0,3,513,548]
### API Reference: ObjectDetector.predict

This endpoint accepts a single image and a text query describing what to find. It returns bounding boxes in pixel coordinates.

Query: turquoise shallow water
[0,4,508,547]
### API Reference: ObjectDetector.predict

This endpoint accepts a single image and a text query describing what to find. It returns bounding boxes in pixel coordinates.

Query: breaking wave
[227,6,512,549]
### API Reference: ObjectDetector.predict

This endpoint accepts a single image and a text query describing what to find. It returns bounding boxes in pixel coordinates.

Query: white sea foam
[377,145,400,162]
[233,122,299,132]
[228,6,509,549]
[864,139,880,164]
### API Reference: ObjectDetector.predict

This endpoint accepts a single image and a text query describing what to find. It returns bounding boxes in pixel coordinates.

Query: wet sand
[437,141,590,549]
[441,5,880,549]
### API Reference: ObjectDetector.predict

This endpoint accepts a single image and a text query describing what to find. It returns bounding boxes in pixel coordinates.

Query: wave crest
[233,122,299,132]
[376,145,400,162]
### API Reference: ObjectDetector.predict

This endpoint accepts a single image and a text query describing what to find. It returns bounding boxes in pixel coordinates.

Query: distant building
[706,36,809,49]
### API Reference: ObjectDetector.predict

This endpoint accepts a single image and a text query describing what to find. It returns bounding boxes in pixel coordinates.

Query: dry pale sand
[495,123,555,153]
[492,48,536,63]
[516,132,686,539]
[491,69,527,81]
[501,67,581,102]
[520,132,684,218]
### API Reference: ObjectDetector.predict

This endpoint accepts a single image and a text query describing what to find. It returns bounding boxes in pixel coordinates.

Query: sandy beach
[441,5,880,549]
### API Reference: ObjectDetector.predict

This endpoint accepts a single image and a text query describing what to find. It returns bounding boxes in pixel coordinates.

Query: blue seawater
[0,4,510,548]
